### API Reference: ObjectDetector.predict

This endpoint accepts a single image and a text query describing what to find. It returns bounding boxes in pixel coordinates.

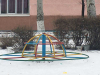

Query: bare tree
[82,0,85,17]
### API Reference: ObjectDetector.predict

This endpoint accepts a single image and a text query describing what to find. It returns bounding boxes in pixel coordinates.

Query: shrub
[54,18,69,41]
[12,26,34,50]
[0,37,14,49]
[54,17,100,50]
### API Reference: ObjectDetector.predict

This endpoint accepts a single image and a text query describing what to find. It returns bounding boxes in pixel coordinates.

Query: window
[1,0,7,13]
[8,0,15,13]
[0,0,29,14]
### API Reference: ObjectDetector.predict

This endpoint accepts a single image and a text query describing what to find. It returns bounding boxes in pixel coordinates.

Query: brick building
[0,0,100,30]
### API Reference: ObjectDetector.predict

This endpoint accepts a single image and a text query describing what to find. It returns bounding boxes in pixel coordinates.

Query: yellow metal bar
[22,34,42,57]
[61,45,65,57]
[23,53,35,55]
[47,33,66,57]
[34,35,42,56]
[22,44,28,56]
[29,57,36,60]
[67,53,82,56]
[45,34,65,57]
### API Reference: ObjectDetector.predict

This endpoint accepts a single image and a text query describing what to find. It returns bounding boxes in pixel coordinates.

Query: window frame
[0,0,30,16]
[0,0,1,14]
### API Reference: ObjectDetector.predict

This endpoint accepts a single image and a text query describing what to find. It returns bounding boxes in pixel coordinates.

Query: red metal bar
[35,44,38,57]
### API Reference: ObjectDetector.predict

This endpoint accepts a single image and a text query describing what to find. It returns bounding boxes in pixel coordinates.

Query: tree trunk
[82,0,85,17]
[37,0,45,31]
[86,0,96,17]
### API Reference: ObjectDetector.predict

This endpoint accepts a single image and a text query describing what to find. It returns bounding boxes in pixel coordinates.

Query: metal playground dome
[0,33,89,61]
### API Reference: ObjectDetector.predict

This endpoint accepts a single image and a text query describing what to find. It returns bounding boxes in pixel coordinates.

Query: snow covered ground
[0,49,100,75]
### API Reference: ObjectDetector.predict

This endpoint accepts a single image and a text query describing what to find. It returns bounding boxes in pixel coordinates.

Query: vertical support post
[50,44,52,54]
[42,34,46,57]
[49,40,52,54]
[35,44,38,57]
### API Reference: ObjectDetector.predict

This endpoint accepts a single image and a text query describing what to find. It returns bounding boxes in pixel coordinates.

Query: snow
[0,31,14,38]
[0,49,100,75]
[0,31,99,75]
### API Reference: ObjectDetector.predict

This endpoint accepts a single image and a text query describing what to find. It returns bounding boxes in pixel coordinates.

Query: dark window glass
[8,0,15,13]
[1,0,29,14]
[1,0,7,13]
[24,0,29,13]
[17,0,22,13]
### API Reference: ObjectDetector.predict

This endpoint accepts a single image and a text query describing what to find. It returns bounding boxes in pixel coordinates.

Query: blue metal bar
[26,35,42,45]
[50,44,52,53]
[42,34,46,57]
[37,35,42,43]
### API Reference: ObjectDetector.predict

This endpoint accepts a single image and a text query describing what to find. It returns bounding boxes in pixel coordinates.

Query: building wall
[0,16,37,30]
[30,0,100,16]
[95,0,100,15]
[0,0,100,30]
[0,16,82,30]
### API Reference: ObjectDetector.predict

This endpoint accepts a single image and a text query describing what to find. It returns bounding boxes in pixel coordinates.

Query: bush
[54,18,69,41]
[54,17,100,50]
[84,18,100,50]
[54,18,85,47]
[1,37,14,49]
[12,26,34,50]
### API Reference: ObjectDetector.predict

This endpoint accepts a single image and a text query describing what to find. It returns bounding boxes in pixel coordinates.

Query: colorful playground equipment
[0,33,89,61]
[22,33,67,60]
